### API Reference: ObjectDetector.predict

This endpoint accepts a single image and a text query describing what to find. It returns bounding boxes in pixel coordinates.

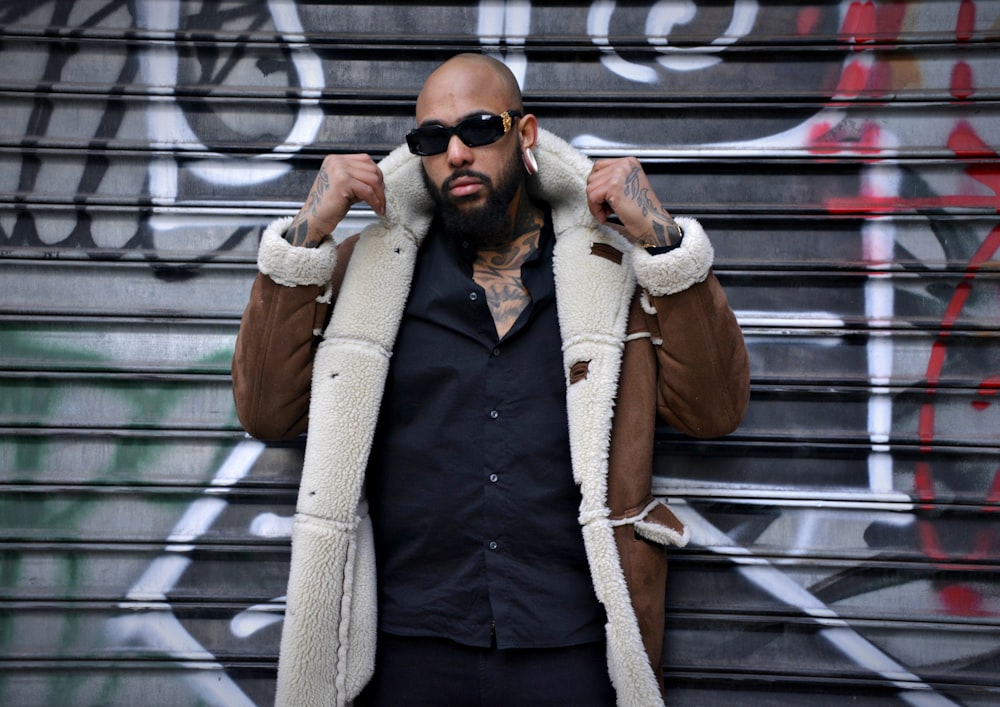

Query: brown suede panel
[614,524,668,693]
[569,360,590,384]
[231,235,357,441]
[590,241,624,264]
[649,272,750,438]
[606,291,666,687]
[604,275,749,690]
[607,292,658,516]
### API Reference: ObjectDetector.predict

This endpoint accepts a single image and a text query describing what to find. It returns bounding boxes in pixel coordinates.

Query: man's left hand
[586,157,681,249]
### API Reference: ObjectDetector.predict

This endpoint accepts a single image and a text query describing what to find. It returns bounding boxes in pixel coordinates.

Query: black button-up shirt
[367,212,606,649]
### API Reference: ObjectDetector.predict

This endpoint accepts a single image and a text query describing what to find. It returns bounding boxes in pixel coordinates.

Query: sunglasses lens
[407,127,449,156]
[457,115,503,147]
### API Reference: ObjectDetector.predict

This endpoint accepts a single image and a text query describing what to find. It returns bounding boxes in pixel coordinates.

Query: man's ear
[518,113,539,150]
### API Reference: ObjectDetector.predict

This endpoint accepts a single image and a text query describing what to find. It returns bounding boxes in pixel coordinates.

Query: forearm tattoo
[623,166,681,246]
[284,169,332,248]
[306,169,331,218]
[623,167,657,219]
[284,218,314,247]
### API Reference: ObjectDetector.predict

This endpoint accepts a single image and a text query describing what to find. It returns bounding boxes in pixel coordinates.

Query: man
[232,53,749,707]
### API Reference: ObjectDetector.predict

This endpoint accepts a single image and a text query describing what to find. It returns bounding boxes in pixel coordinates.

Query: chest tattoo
[473,263,531,338]
[473,227,541,339]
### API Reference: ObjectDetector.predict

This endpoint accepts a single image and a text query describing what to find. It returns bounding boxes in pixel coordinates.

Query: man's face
[422,136,524,250]
[414,60,527,249]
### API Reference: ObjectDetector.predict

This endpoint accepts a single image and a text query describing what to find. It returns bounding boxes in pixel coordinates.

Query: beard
[422,142,525,250]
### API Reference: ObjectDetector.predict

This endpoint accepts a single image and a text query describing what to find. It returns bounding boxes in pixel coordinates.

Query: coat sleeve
[630,216,750,438]
[231,217,358,441]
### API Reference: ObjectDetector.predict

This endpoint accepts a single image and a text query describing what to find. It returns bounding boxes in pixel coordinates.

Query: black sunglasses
[406,110,522,156]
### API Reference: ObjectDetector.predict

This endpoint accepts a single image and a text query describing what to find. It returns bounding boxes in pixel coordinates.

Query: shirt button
[489,409,499,419]
[469,291,478,301]
[492,347,501,357]
[488,541,498,551]
[489,473,498,483]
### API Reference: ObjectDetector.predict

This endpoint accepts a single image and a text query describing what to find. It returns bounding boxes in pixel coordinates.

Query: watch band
[639,222,684,252]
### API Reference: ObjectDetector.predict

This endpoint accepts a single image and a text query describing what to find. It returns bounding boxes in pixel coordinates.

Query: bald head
[416,53,524,123]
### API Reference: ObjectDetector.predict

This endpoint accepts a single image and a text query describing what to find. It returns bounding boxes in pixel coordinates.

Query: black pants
[356,632,617,707]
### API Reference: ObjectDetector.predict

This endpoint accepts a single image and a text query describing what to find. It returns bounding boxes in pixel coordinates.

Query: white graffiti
[671,502,958,707]
[135,0,324,207]
[478,0,531,89]
[109,438,266,707]
[588,0,759,82]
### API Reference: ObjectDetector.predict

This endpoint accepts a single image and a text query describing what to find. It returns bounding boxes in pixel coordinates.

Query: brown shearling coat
[232,129,749,706]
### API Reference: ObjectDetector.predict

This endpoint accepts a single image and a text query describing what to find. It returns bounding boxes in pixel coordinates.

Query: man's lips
[447,177,483,198]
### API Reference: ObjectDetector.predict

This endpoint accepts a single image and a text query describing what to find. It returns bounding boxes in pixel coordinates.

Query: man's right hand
[285,154,386,247]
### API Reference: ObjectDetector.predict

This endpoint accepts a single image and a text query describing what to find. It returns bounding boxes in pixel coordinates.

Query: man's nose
[446,134,473,167]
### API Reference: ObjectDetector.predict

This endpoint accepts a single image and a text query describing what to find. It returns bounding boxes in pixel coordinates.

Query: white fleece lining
[316,281,334,304]
[539,128,666,706]
[631,216,714,297]
[276,142,434,707]
[636,516,691,548]
[608,498,661,526]
[277,513,356,705]
[273,129,712,707]
[639,290,657,316]
[258,216,339,287]
[341,509,377,700]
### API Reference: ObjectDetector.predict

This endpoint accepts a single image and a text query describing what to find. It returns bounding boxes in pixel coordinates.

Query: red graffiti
[951,61,974,100]
[915,27,1000,613]
[796,7,822,36]
[957,0,976,42]
[842,1,907,45]
[972,375,1000,411]
[817,3,1000,615]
